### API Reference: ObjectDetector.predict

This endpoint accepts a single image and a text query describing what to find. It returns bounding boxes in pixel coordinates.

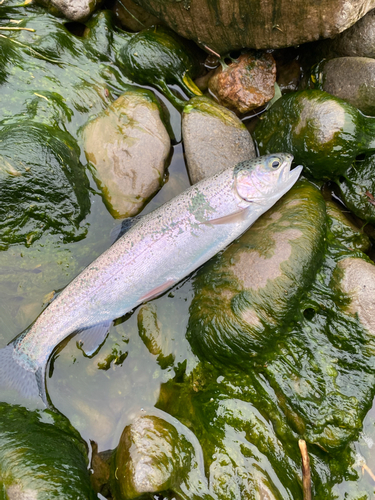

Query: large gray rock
[319,57,375,115]
[83,89,170,219]
[323,8,375,57]
[182,97,255,184]
[132,0,375,53]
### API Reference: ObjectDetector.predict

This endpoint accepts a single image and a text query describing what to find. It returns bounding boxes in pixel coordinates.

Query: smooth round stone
[36,0,99,21]
[320,57,375,116]
[188,180,327,364]
[112,415,197,499]
[83,89,170,219]
[182,97,255,184]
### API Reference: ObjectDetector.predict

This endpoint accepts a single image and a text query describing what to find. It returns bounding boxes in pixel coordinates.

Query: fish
[0,153,302,406]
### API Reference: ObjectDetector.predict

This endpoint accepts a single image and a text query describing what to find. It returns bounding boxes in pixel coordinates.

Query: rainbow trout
[0,154,302,406]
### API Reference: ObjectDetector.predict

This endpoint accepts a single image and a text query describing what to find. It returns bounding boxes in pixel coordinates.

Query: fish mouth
[270,160,303,201]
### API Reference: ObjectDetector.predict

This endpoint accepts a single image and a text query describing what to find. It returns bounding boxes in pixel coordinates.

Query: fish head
[234,153,303,206]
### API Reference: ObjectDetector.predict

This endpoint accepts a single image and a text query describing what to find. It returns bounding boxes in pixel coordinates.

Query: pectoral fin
[110,214,144,244]
[202,207,250,225]
[76,320,112,357]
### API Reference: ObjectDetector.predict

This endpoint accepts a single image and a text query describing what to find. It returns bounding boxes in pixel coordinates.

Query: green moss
[183,96,246,128]
[119,25,201,109]
[253,90,375,179]
[0,403,96,499]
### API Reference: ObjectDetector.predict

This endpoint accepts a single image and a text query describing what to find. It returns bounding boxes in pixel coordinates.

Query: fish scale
[0,153,302,406]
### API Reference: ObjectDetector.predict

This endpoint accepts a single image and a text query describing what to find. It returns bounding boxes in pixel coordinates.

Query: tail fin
[0,343,47,407]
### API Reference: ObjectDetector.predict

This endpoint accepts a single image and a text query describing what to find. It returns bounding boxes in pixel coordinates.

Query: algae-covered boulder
[83,89,170,219]
[0,403,96,499]
[326,200,370,253]
[182,96,255,184]
[131,0,375,53]
[336,154,375,224]
[254,89,375,179]
[119,26,202,110]
[0,122,90,250]
[188,180,326,364]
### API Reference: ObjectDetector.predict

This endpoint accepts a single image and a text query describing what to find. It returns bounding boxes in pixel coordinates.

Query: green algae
[119,25,202,110]
[183,96,246,129]
[253,89,375,180]
[336,153,375,225]
[0,403,96,499]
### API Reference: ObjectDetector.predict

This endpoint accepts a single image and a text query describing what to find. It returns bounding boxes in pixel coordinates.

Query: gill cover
[234,154,293,203]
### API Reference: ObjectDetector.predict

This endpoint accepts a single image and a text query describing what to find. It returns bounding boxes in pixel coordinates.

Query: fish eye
[271,160,280,169]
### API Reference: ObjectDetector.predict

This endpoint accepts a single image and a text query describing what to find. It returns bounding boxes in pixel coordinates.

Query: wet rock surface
[208,52,276,114]
[83,89,170,219]
[254,89,375,179]
[112,414,209,499]
[321,8,375,58]
[182,96,255,184]
[326,200,371,253]
[131,0,375,53]
[319,57,375,116]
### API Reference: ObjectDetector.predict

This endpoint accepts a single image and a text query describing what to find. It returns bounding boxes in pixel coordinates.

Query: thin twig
[0,26,34,31]
[0,34,63,64]
[362,463,375,482]
[299,439,312,500]
[203,44,220,58]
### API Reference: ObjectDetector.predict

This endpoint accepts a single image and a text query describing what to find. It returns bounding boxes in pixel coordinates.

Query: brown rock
[208,53,276,114]
[131,0,375,53]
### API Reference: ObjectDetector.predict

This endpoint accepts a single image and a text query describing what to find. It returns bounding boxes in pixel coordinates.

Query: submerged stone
[182,96,255,184]
[83,89,170,219]
[188,180,327,364]
[208,52,276,114]
[0,122,90,250]
[111,414,210,499]
[0,403,96,499]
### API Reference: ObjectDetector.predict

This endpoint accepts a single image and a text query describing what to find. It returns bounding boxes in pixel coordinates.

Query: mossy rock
[188,180,327,364]
[0,122,90,250]
[0,403,96,499]
[253,89,375,179]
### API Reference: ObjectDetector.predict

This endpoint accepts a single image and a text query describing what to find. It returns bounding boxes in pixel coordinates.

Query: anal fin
[76,320,112,357]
